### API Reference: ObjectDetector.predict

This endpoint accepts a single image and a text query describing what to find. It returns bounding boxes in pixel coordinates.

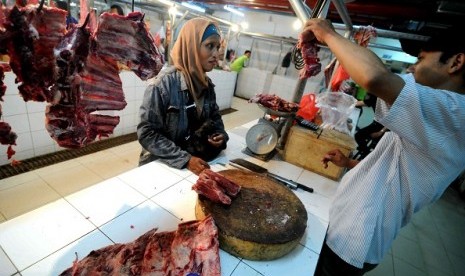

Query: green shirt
[230,55,249,72]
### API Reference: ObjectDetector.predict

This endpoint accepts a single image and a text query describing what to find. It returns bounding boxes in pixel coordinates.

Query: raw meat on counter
[192,169,241,205]
[60,215,221,276]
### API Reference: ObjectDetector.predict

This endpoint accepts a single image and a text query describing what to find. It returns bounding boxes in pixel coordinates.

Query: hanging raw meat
[94,12,164,80]
[297,33,321,79]
[0,64,17,159]
[60,216,221,276]
[3,3,66,102]
[46,55,125,148]
[0,1,165,157]
[354,25,377,48]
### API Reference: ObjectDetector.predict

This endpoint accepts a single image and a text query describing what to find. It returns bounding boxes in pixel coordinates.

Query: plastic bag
[296,93,319,121]
[316,92,356,134]
[329,65,350,91]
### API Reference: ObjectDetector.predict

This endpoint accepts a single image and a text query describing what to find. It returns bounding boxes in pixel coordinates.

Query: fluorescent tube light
[158,0,173,6]
[181,2,205,13]
[224,5,244,17]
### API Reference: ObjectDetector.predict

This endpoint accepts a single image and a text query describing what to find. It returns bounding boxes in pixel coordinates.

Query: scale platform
[242,146,277,161]
[243,104,296,162]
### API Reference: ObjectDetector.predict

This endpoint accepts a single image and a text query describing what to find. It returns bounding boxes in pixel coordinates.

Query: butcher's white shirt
[326,73,465,268]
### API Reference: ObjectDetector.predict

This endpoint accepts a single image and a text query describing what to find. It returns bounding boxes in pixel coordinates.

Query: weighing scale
[243,104,296,161]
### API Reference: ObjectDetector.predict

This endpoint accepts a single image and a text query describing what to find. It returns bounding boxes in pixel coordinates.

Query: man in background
[56,0,78,28]
[109,4,125,16]
[230,50,251,73]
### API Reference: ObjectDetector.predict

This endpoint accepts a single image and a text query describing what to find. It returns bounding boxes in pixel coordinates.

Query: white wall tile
[3,72,19,96]
[26,101,47,113]
[2,94,27,116]
[120,71,136,88]
[28,112,46,132]
[34,145,56,156]
[3,114,30,134]
[13,132,34,151]
[31,130,55,148]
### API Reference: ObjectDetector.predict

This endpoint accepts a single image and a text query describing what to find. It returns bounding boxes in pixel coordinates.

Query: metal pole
[277,0,331,150]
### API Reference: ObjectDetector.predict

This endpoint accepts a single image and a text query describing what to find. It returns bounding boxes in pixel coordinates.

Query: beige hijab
[170,18,220,116]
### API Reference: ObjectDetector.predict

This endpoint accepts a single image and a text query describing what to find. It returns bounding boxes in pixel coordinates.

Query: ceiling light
[181,2,205,13]
[231,24,239,32]
[240,21,249,30]
[157,0,173,6]
[224,5,244,17]
[169,6,182,17]
[293,19,303,30]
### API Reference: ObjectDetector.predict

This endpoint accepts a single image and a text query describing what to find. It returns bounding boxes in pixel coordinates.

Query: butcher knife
[229,158,314,193]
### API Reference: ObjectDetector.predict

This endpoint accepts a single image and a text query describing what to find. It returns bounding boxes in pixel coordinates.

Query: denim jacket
[137,66,228,168]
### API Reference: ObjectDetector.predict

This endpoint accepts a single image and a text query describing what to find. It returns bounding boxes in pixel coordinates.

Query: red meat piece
[60,216,220,276]
[4,5,66,102]
[192,178,232,205]
[202,169,241,196]
[93,12,164,80]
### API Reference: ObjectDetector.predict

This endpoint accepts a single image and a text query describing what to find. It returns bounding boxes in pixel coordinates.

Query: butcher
[137,17,229,175]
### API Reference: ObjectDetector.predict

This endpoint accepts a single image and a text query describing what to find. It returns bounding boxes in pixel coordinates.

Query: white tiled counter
[0,120,338,275]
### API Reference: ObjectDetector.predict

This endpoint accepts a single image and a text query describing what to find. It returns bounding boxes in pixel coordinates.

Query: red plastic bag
[329,65,350,91]
[296,93,319,121]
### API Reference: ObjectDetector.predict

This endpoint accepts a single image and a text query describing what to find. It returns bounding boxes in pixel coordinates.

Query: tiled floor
[1,96,465,276]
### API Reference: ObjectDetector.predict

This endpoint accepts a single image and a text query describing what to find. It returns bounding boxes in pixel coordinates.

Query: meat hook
[37,0,46,13]
[81,13,90,29]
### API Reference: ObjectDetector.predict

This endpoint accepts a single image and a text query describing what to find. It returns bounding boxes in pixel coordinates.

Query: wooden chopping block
[195,169,307,261]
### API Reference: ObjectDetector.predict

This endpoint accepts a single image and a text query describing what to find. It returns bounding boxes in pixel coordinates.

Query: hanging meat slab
[46,52,126,148]
[4,4,66,102]
[93,12,164,80]
[297,34,321,79]
[0,64,17,159]
[60,215,221,276]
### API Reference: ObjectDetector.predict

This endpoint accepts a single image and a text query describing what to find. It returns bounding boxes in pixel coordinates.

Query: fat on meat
[60,215,220,276]
[193,178,232,205]
[202,169,241,196]
[94,12,164,80]
[4,4,67,102]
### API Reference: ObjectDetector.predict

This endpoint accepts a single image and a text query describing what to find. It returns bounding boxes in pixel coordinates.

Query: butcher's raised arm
[301,19,405,105]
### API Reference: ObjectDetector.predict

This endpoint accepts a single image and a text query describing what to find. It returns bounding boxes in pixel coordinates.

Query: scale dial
[246,123,279,155]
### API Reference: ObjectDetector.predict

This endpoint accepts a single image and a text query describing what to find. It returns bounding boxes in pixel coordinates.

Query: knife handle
[269,173,314,193]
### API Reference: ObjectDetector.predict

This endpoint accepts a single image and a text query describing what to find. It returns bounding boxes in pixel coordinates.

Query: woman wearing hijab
[137,18,229,175]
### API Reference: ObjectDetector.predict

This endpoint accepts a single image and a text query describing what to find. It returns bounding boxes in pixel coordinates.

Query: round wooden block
[195,169,307,261]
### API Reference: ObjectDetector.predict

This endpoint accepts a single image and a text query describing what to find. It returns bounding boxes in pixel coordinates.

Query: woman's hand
[208,133,225,148]
[187,156,210,175]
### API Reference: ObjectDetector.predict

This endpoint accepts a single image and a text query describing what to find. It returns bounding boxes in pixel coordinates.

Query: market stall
[0,119,339,275]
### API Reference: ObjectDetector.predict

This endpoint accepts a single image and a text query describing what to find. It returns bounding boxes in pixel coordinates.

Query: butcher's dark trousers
[314,242,378,276]
[354,121,384,158]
